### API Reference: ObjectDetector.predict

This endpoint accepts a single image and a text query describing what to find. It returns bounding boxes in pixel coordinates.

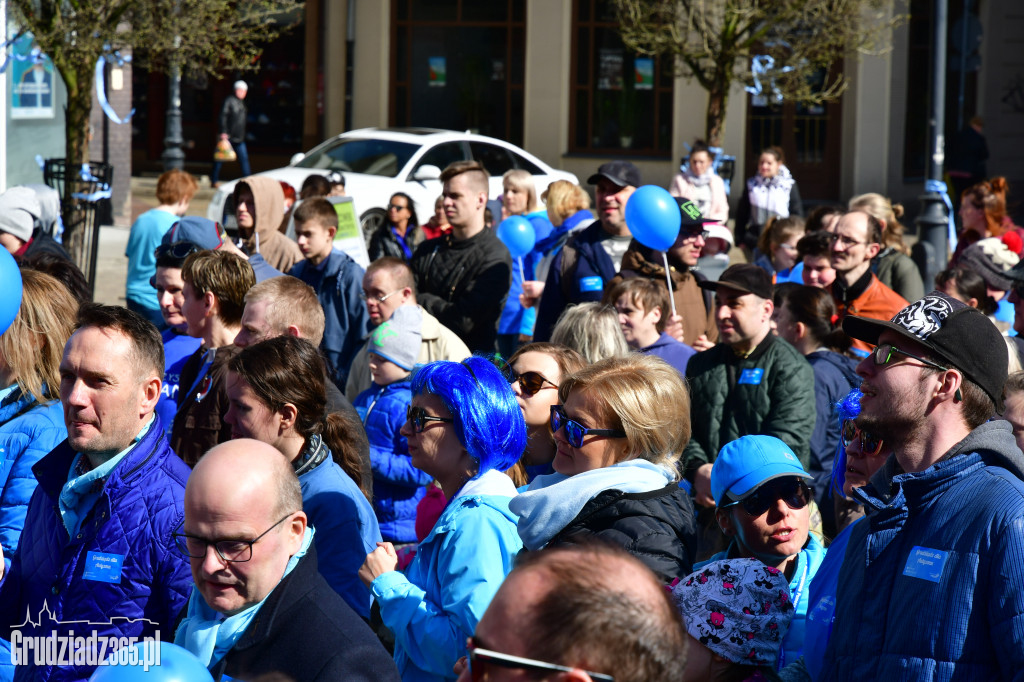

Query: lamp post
[161,28,184,171]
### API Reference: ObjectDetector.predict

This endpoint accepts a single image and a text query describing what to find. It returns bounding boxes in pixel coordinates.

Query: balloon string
[518,257,526,283]
[662,252,678,318]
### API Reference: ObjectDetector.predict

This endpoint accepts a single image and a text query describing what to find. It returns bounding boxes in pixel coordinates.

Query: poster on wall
[635,58,654,90]
[10,34,55,120]
[428,57,446,87]
[598,49,623,91]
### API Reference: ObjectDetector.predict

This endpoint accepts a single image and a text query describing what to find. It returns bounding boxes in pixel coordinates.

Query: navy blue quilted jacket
[821,420,1024,681]
[0,414,193,682]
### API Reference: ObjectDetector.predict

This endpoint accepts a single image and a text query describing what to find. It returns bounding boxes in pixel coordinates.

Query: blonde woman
[520,180,594,310]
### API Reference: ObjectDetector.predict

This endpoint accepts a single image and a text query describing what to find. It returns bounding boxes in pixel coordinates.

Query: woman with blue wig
[359,356,527,682]
[781,388,890,682]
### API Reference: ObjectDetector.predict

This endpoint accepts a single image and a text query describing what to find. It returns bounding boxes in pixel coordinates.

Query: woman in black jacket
[368,192,421,261]
[509,353,699,582]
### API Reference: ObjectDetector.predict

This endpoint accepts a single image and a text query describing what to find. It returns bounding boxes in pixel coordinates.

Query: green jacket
[683,333,816,481]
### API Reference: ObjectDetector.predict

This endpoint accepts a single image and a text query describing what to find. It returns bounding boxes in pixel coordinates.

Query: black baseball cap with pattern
[843,291,1008,412]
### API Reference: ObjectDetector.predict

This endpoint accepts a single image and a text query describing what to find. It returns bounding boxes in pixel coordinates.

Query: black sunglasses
[870,343,948,372]
[550,405,626,449]
[507,368,557,397]
[153,240,200,262]
[406,405,454,433]
[841,420,884,458]
[720,477,811,517]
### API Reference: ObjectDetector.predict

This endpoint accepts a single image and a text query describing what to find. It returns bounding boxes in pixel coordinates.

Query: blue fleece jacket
[639,332,696,376]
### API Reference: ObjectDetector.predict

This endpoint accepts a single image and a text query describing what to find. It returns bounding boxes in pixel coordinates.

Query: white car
[207,127,579,238]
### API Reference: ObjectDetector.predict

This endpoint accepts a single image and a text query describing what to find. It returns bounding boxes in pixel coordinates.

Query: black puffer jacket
[410,228,512,353]
[550,483,698,583]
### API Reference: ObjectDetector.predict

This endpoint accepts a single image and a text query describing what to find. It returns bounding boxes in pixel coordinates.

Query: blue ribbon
[0,36,47,74]
[71,164,112,201]
[746,54,794,104]
[925,179,956,252]
[95,47,134,124]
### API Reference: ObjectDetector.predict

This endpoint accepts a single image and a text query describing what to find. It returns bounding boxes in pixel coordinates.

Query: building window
[570,0,673,156]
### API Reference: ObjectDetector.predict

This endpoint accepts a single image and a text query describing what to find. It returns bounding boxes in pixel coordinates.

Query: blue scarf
[509,459,674,550]
[175,526,315,669]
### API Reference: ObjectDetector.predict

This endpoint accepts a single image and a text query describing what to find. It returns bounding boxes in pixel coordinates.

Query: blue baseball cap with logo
[711,435,812,507]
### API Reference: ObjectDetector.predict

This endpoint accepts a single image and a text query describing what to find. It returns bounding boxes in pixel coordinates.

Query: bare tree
[613,0,900,147]
[8,0,300,260]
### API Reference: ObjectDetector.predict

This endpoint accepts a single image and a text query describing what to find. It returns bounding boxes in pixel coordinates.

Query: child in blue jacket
[355,306,432,543]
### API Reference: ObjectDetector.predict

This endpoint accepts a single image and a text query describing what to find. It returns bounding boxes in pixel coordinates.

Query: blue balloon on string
[89,641,213,681]
[0,248,22,337]
[497,216,536,258]
[624,185,682,252]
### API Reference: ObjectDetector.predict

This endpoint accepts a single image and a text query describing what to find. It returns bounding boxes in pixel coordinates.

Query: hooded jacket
[805,350,860,504]
[236,177,303,273]
[371,470,521,682]
[821,420,1024,680]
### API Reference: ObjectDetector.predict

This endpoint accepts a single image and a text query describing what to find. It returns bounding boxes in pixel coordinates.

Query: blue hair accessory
[830,388,863,497]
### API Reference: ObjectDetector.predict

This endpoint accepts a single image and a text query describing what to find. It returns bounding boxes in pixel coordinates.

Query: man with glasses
[816,292,1024,679]
[175,439,398,681]
[346,257,470,401]
[701,435,823,671]
[455,543,687,682]
[828,210,908,355]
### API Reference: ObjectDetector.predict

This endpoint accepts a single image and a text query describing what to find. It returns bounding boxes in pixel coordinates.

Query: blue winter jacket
[0,389,66,575]
[290,250,369,387]
[805,350,859,505]
[821,420,1024,681]
[0,414,193,682]
[535,220,619,342]
[372,470,522,681]
[354,380,431,543]
[300,452,382,620]
[697,533,826,671]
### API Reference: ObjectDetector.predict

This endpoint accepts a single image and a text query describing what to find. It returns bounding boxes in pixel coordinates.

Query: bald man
[175,440,398,682]
[456,544,688,682]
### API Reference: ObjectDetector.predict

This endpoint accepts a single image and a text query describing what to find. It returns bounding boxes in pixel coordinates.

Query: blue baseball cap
[711,435,812,507]
[162,216,224,251]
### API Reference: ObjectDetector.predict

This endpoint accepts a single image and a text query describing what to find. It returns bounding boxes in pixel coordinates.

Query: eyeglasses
[841,420,884,458]
[550,405,626,449]
[827,233,865,248]
[870,343,948,372]
[360,288,404,304]
[154,240,201,262]
[506,368,557,397]
[679,228,710,241]
[406,405,454,433]
[467,638,614,682]
[387,203,409,211]
[172,513,294,563]
[719,477,811,517]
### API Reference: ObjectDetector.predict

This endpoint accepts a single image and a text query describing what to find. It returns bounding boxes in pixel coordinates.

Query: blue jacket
[372,470,522,682]
[535,220,618,342]
[156,328,201,439]
[498,212,553,337]
[290,250,369,387]
[805,350,859,505]
[354,380,431,543]
[0,414,193,682]
[640,333,696,377]
[800,518,859,681]
[698,533,826,671]
[821,420,1024,681]
[0,390,66,574]
[300,453,382,620]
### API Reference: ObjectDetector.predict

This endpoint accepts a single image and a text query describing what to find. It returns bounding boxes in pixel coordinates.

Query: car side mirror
[289,152,306,166]
[412,164,442,182]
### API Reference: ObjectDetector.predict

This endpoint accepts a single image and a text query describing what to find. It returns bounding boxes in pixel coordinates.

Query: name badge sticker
[903,546,948,583]
[579,276,604,293]
[738,368,764,385]
[82,551,124,584]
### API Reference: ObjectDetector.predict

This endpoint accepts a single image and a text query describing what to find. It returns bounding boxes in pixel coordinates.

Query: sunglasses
[549,405,626,449]
[720,477,811,517]
[406,405,454,433]
[467,638,614,682]
[507,368,557,397]
[841,420,884,458]
[153,240,201,262]
[680,227,710,241]
[870,343,948,372]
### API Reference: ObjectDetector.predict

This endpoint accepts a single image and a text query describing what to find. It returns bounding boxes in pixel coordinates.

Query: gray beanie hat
[959,237,1020,292]
[367,306,422,371]
[0,186,41,243]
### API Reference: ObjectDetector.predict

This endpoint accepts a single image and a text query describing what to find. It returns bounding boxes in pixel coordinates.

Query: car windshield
[294,138,420,178]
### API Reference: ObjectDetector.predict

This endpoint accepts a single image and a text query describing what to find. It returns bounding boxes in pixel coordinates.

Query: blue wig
[829,388,863,497]
[411,355,527,475]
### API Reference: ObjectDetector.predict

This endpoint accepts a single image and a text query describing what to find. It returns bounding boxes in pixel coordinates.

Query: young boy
[607,278,696,376]
[353,306,432,544]
[289,197,369,387]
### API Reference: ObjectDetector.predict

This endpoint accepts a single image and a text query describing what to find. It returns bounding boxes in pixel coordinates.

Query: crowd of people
[0,147,1022,682]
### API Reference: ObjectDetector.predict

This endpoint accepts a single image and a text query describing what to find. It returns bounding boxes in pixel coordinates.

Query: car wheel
[360,208,387,246]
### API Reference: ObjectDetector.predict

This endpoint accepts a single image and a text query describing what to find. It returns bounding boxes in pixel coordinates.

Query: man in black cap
[682,264,816,508]
[819,292,1024,679]
[534,161,640,341]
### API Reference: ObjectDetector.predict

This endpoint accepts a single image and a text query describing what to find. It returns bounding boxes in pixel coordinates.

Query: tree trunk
[705,83,729,149]
[57,60,96,266]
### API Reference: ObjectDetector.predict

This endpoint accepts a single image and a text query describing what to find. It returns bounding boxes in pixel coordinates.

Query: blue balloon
[497,216,537,258]
[624,185,682,252]
[90,641,213,681]
[0,248,22,337]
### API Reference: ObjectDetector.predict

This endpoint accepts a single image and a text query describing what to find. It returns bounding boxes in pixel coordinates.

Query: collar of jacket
[833,268,874,304]
[730,328,776,360]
